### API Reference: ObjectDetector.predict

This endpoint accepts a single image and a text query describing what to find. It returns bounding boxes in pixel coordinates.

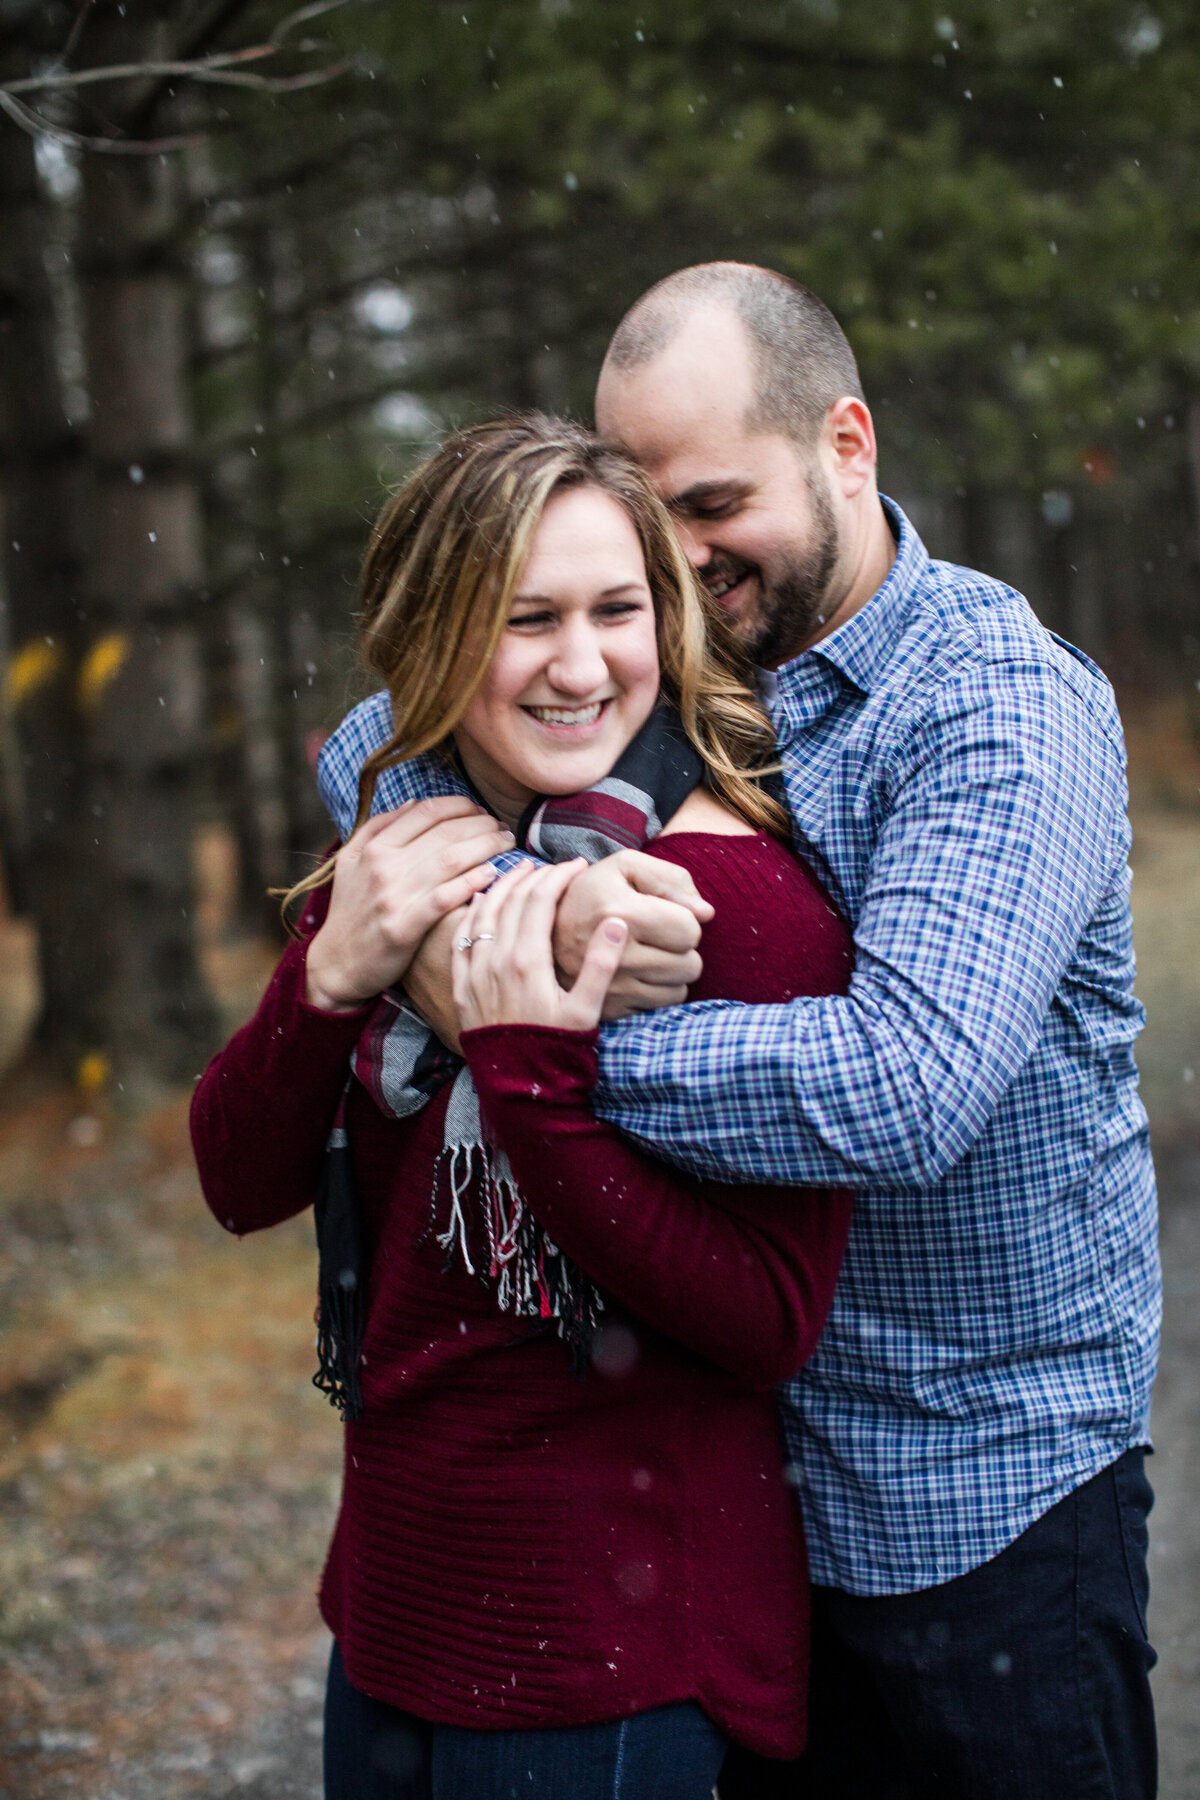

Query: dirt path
[1151,1142,1200,1800]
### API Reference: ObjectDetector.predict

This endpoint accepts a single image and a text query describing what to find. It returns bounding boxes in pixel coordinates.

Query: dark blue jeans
[323,1642,728,1800]
[719,1448,1157,1800]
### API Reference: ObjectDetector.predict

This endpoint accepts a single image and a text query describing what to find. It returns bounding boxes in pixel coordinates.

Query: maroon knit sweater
[190,831,854,1758]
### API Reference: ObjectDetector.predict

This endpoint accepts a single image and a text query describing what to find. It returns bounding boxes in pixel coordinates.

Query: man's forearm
[593,974,1037,1192]
[593,993,940,1190]
[594,675,1128,1191]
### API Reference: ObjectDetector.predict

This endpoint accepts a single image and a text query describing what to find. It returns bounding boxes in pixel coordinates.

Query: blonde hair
[285,414,785,917]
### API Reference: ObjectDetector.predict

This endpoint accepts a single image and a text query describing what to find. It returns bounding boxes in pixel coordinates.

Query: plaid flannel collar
[769,496,924,738]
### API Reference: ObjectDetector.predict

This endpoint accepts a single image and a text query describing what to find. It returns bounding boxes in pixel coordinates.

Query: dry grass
[0,1081,341,1799]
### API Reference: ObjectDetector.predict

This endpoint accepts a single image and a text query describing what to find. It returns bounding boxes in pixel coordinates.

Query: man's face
[595,307,841,667]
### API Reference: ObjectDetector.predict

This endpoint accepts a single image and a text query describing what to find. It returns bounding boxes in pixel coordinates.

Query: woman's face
[453,485,660,824]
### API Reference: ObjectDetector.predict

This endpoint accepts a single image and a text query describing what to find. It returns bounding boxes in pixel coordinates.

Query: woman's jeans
[323,1641,728,1800]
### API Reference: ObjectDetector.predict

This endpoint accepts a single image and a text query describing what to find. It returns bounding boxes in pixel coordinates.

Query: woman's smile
[522,697,610,730]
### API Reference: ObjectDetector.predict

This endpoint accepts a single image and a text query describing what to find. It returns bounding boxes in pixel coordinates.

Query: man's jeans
[323,1640,728,1800]
[719,1448,1157,1800]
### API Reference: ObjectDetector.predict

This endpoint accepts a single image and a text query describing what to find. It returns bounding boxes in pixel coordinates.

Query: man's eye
[674,498,737,522]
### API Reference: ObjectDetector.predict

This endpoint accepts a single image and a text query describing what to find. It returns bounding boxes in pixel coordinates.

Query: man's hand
[404,903,471,1053]
[405,847,713,1047]
[552,850,713,1018]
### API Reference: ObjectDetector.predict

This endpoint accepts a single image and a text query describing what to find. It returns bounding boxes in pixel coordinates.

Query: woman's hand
[453,861,628,1033]
[305,797,515,1012]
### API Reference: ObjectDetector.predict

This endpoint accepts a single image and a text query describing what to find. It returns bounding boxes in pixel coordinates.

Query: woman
[191,416,854,1800]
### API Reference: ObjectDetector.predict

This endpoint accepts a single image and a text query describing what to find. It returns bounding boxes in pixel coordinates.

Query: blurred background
[0,1,1197,1795]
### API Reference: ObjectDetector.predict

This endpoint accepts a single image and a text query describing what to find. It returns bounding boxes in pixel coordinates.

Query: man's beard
[731,474,840,667]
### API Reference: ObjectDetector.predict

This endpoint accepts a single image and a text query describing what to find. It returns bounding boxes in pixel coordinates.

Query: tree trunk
[75,6,218,1091]
[252,224,317,898]
[227,599,290,929]
[0,111,102,1069]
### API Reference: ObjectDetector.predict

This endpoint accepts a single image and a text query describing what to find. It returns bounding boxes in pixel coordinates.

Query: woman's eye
[508,611,554,629]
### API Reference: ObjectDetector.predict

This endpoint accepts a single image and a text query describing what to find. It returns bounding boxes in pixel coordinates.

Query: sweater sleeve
[190,882,373,1236]
[462,1024,851,1389]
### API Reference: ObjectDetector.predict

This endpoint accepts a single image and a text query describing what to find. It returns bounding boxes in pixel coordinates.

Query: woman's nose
[547,623,608,694]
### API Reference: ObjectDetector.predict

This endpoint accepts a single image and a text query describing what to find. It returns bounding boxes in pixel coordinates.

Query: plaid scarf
[314,703,705,1418]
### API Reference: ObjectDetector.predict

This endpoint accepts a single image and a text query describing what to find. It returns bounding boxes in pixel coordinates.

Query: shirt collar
[775,495,927,700]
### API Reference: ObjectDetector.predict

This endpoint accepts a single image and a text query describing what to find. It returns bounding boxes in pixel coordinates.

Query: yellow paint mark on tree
[78,632,130,712]
[77,1051,111,1097]
[6,638,62,707]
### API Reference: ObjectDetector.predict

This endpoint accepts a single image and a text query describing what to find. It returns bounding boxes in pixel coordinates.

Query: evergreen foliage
[1,0,1199,1074]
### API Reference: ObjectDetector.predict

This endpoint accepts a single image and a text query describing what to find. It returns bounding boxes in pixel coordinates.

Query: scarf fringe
[312,1120,366,1421]
[434,1143,604,1364]
[313,1259,365,1422]
[436,1142,478,1277]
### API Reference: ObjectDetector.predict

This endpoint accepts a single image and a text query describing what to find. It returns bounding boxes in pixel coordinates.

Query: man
[317,264,1159,1798]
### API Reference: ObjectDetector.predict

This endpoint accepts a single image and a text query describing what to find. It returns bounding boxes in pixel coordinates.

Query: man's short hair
[603,262,864,448]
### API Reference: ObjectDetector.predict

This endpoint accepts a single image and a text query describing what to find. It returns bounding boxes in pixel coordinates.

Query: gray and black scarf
[314,703,706,1419]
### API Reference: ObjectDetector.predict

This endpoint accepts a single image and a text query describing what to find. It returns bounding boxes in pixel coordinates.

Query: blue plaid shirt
[317,499,1160,1596]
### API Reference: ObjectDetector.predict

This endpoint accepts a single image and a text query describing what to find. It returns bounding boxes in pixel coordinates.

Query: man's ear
[825,396,877,499]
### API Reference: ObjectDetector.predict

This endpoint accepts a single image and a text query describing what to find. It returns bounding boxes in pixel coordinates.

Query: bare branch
[2,0,356,109]
[0,86,200,154]
[267,0,353,50]
[0,0,359,153]
[4,49,278,94]
[4,58,350,97]
[3,19,352,97]
[205,59,350,92]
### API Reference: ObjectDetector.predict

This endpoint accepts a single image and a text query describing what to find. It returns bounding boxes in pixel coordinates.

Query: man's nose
[673,518,709,569]
[547,623,608,693]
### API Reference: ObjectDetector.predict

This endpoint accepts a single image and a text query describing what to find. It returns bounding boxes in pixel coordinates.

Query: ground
[0,706,1198,1800]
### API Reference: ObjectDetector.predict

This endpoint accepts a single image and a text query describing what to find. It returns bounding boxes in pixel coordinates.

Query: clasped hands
[304,795,712,1040]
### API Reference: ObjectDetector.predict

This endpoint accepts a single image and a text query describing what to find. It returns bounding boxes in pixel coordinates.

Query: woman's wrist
[303,935,376,1014]
[304,977,365,1015]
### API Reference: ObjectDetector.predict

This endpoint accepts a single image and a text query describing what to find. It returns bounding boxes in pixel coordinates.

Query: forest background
[0,2,1198,1797]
